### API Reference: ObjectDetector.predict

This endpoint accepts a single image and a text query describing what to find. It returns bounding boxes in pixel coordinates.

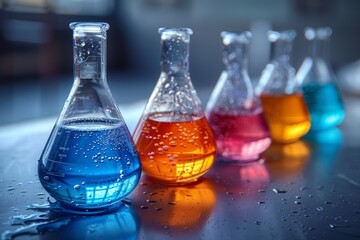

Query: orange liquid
[260,93,311,143]
[133,113,216,185]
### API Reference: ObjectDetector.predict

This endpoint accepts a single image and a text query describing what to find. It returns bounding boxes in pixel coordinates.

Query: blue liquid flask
[38,22,141,214]
[297,27,345,131]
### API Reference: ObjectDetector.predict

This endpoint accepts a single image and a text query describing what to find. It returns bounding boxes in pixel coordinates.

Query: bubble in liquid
[74,185,80,190]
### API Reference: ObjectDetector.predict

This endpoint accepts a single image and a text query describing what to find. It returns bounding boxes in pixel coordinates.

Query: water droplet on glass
[273,188,287,194]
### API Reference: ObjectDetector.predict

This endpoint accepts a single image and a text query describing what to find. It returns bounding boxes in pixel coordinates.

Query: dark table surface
[1,95,360,240]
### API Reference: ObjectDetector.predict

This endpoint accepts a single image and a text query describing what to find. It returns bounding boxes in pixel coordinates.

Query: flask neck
[270,40,293,65]
[160,29,191,76]
[307,38,331,64]
[221,31,251,73]
[223,43,249,73]
[72,23,109,83]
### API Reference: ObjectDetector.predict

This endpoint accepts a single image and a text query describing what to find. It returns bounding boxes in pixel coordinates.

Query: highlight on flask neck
[159,28,192,73]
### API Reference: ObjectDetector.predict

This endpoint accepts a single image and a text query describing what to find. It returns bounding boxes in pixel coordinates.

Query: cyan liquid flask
[297,27,345,131]
[38,22,141,214]
[205,31,271,161]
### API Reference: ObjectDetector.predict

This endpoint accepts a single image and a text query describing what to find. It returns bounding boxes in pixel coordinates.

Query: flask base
[144,174,202,186]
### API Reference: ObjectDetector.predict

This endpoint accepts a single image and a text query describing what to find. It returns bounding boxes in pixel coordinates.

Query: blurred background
[1,0,360,125]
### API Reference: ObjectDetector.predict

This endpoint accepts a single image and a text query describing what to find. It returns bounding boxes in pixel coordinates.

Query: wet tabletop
[0,96,360,240]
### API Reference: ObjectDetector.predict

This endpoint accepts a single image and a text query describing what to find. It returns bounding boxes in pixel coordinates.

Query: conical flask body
[206,32,271,161]
[299,27,345,131]
[38,23,141,214]
[133,28,216,185]
[257,30,311,143]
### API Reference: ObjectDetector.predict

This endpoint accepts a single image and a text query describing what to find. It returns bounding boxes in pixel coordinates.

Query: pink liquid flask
[206,32,271,162]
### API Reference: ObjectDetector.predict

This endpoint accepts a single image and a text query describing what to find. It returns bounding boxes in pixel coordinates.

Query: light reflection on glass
[85,175,138,204]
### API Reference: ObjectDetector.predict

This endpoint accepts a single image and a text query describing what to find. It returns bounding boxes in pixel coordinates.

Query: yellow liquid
[260,93,311,143]
[133,113,216,185]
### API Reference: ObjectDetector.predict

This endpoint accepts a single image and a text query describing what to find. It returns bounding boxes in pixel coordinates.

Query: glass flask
[205,31,271,162]
[133,28,216,185]
[297,27,345,131]
[38,22,141,214]
[256,30,311,143]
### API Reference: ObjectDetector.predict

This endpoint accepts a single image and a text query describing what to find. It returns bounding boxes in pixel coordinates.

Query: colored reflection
[133,176,216,232]
[211,161,270,195]
[262,140,310,179]
[40,206,139,240]
[305,128,343,172]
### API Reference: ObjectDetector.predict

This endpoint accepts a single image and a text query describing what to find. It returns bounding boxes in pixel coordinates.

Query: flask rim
[221,31,252,45]
[304,27,332,40]
[158,27,193,35]
[268,30,296,42]
[69,22,110,32]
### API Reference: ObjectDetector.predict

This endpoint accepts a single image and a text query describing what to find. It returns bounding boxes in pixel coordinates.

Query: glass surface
[133,28,216,185]
[297,27,345,131]
[38,22,141,214]
[256,30,311,143]
[205,32,271,162]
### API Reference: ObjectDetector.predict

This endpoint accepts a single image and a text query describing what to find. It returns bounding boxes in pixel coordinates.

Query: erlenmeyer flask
[205,31,271,161]
[133,28,216,185]
[297,27,345,131]
[256,30,311,143]
[38,22,141,214]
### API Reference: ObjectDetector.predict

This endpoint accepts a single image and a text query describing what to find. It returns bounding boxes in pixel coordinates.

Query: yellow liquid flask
[256,30,311,143]
[133,28,216,185]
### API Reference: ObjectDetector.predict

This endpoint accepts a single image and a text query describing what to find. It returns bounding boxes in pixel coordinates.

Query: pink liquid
[207,110,271,161]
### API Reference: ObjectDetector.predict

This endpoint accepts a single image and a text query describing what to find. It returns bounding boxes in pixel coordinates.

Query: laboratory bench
[0,94,360,240]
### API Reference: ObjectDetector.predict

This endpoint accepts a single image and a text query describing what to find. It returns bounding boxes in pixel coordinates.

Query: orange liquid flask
[256,30,311,143]
[133,28,216,185]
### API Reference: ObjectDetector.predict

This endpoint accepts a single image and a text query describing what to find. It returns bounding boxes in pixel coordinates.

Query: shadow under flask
[256,30,311,143]
[133,28,216,185]
[297,27,345,131]
[205,32,271,161]
[38,22,141,214]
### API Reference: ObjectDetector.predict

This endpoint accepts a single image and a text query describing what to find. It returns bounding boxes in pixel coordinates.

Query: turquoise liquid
[302,82,345,131]
[38,119,141,214]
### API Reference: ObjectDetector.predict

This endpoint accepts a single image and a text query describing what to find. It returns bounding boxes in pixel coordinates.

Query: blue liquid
[38,118,141,214]
[302,82,345,131]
